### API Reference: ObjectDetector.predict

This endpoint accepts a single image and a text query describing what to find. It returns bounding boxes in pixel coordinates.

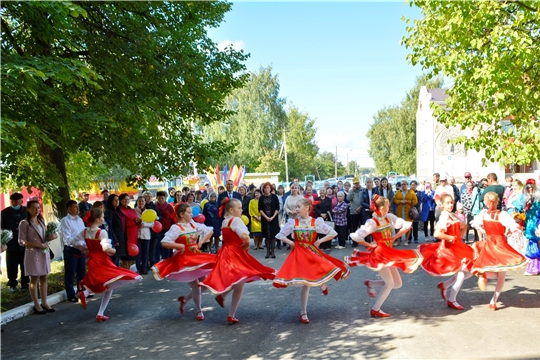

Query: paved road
[2,240,540,359]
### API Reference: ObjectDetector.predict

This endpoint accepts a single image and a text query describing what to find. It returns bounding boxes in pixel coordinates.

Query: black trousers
[6,250,29,288]
[424,210,435,236]
[63,246,86,300]
[336,225,348,247]
[349,213,361,246]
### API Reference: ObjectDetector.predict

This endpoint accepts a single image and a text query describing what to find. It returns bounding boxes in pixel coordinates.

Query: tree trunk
[36,141,71,219]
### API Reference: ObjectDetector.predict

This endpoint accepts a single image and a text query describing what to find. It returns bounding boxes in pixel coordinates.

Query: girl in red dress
[152,204,214,320]
[274,198,350,324]
[419,194,474,310]
[471,192,528,310]
[346,195,422,318]
[200,198,276,324]
[70,209,141,322]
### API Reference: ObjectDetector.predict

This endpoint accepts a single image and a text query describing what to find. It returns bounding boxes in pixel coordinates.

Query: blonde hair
[484,191,499,204]
[297,198,312,211]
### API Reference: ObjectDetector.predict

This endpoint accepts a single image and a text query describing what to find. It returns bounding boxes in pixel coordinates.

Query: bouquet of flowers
[1,229,13,245]
[511,212,526,227]
[46,221,59,238]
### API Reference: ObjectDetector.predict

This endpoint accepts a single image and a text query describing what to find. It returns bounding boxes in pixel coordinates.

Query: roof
[427,88,449,103]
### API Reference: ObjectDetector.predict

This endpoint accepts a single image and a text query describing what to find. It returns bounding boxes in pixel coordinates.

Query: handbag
[324,211,335,229]
[409,206,419,220]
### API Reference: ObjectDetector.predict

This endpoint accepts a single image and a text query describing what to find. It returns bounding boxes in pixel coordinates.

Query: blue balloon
[192,206,201,217]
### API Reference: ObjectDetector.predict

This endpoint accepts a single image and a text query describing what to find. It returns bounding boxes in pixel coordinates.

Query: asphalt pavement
[1,237,539,360]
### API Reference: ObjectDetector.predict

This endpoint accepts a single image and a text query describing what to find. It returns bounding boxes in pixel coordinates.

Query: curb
[1,288,71,326]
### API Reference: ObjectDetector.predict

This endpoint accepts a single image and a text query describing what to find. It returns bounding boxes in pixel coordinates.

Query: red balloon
[128,243,139,256]
[152,221,163,233]
[194,214,205,224]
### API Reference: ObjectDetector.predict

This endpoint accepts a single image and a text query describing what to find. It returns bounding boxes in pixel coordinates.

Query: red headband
[526,178,536,186]
[371,194,382,216]
[218,197,230,218]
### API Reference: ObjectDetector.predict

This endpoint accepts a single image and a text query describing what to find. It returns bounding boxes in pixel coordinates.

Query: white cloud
[217,39,246,52]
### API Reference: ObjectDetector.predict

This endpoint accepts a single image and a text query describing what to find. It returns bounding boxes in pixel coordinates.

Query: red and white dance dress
[346,214,422,273]
[70,227,141,294]
[419,212,474,276]
[152,221,215,282]
[470,210,528,274]
[273,217,350,288]
[200,216,276,294]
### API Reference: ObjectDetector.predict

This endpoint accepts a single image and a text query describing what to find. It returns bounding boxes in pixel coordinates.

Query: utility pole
[283,129,289,185]
[335,146,338,178]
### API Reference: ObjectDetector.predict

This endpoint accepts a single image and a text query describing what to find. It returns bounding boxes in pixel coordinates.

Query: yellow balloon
[201,199,208,210]
[241,215,249,225]
[141,209,157,223]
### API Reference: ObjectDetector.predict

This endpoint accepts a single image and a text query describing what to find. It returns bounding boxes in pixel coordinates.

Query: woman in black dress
[315,188,333,250]
[259,182,280,258]
[105,194,125,266]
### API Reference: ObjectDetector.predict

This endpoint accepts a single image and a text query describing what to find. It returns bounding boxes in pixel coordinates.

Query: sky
[208,1,424,170]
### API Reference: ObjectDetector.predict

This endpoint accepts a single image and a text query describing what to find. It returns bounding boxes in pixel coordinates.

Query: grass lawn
[1,260,65,312]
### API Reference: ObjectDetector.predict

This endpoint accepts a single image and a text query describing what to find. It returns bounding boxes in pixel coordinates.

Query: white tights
[183,278,207,312]
[221,283,245,317]
[485,271,506,304]
[97,290,113,316]
[442,270,472,302]
[369,267,402,311]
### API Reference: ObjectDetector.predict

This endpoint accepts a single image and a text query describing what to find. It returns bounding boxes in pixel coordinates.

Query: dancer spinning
[70,209,142,322]
[200,198,276,324]
[273,198,350,324]
[419,194,474,310]
[152,204,214,320]
[471,192,528,310]
[346,195,422,318]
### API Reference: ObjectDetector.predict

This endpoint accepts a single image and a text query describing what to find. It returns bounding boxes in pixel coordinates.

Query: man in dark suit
[217,179,242,208]
[1,192,29,291]
[360,178,380,243]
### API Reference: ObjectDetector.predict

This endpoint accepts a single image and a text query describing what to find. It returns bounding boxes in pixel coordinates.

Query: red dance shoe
[227,316,239,325]
[370,309,390,318]
[437,282,447,301]
[365,280,377,298]
[96,315,109,322]
[321,285,329,296]
[196,311,204,321]
[447,301,464,310]
[488,303,497,311]
[478,273,488,292]
[178,296,186,315]
[215,294,225,308]
[300,313,310,323]
[77,290,87,310]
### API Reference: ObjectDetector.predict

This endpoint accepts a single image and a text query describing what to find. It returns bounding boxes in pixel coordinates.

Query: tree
[203,66,287,171]
[1,1,248,217]
[402,0,540,166]
[367,75,443,175]
[311,151,345,180]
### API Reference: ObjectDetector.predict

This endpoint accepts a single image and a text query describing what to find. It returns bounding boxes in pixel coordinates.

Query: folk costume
[200,216,276,294]
[152,221,215,282]
[419,211,474,310]
[346,196,420,317]
[470,210,528,310]
[70,227,141,321]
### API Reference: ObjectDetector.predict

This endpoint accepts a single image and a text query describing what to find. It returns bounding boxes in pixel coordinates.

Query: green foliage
[1,1,248,216]
[203,66,287,171]
[367,75,443,175]
[402,0,540,166]
[311,151,346,180]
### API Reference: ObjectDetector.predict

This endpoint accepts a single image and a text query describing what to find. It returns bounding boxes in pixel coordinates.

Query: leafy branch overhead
[1,1,248,217]
[402,0,540,166]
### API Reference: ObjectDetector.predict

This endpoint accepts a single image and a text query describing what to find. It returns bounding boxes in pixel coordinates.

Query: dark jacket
[314,197,332,219]
[202,201,221,237]
[105,207,126,257]
[360,187,381,223]
[1,206,27,251]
